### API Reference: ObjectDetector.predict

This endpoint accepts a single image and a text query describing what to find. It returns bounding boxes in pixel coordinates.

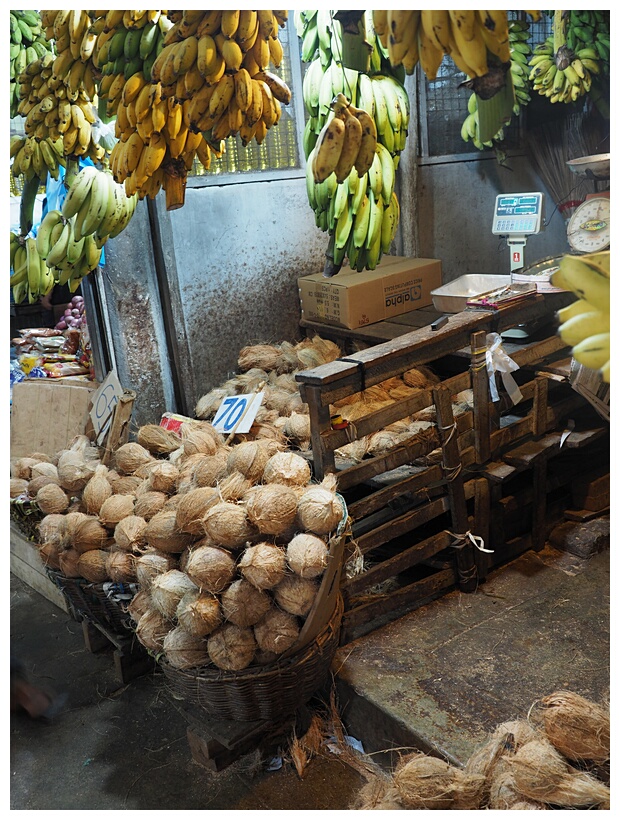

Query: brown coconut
[225,439,282,483]
[144,509,194,553]
[195,387,229,419]
[203,501,255,550]
[185,545,236,594]
[244,484,299,536]
[114,515,148,551]
[63,511,89,544]
[296,479,344,535]
[394,752,484,811]
[147,461,180,494]
[37,514,67,548]
[163,494,184,512]
[38,541,62,570]
[56,436,99,492]
[127,588,151,624]
[98,494,135,529]
[105,550,137,583]
[136,423,181,455]
[163,626,210,670]
[220,579,272,627]
[273,574,319,617]
[30,461,58,480]
[217,471,253,502]
[507,737,610,808]
[135,550,178,589]
[284,412,311,445]
[238,542,287,590]
[262,451,312,487]
[532,690,610,764]
[133,490,168,521]
[35,483,70,515]
[180,423,220,458]
[488,770,547,810]
[150,569,197,620]
[58,548,82,578]
[286,533,329,579]
[10,478,29,498]
[77,549,110,583]
[176,589,222,638]
[28,475,60,496]
[237,343,282,372]
[192,449,229,487]
[254,608,300,655]
[11,457,39,480]
[207,623,257,671]
[113,441,155,475]
[136,608,171,652]
[175,486,220,535]
[71,516,111,554]
[110,474,143,496]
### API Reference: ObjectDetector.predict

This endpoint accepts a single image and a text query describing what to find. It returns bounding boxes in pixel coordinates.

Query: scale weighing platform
[491,191,545,273]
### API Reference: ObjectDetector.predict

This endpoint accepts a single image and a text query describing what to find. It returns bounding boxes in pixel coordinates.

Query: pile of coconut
[193,335,472,464]
[14,423,346,671]
[349,690,610,810]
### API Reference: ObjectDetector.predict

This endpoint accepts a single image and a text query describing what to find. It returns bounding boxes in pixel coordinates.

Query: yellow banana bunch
[10,233,54,305]
[11,135,67,183]
[551,251,610,382]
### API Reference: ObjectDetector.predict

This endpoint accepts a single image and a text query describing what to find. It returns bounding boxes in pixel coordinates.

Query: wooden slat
[474,477,492,580]
[344,530,454,597]
[340,569,456,643]
[471,330,490,464]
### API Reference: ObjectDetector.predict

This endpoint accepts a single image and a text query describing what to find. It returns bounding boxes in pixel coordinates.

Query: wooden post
[470,330,490,465]
[304,384,335,480]
[531,458,548,551]
[432,386,478,593]
[532,376,549,439]
[474,477,492,581]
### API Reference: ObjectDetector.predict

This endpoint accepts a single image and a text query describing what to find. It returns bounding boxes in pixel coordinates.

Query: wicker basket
[160,594,344,723]
[10,497,44,541]
[45,568,136,634]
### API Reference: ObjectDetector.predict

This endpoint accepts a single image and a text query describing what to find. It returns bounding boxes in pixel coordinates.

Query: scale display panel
[492,192,544,235]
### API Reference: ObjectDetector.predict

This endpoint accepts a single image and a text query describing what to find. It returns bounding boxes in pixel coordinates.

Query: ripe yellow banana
[312,113,346,183]
[334,106,363,183]
[571,333,610,372]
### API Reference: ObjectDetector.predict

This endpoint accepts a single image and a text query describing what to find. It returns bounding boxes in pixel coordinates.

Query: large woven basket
[45,568,136,634]
[160,594,344,723]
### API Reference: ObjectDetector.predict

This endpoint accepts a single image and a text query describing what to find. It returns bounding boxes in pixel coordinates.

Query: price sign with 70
[212,392,265,435]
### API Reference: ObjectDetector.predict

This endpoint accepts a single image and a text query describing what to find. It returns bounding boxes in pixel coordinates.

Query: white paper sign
[90,370,123,443]
[212,392,264,435]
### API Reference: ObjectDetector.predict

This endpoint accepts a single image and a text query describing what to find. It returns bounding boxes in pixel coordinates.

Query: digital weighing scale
[491,191,545,274]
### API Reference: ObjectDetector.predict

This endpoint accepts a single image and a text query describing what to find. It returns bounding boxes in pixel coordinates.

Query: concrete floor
[10,539,610,810]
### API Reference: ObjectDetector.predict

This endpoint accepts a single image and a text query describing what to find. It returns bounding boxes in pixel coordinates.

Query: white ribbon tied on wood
[486,332,523,405]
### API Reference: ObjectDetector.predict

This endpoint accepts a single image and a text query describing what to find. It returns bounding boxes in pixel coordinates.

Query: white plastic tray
[431,274,511,313]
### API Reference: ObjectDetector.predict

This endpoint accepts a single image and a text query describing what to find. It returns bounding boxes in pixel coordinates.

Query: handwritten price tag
[212,392,264,435]
[90,369,123,443]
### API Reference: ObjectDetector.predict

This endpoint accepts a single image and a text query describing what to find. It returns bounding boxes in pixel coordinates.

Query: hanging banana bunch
[461,18,533,153]
[16,11,104,163]
[10,10,54,117]
[298,10,407,273]
[374,11,541,84]
[10,231,55,306]
[528,10,604,105]
[551,251,610,383]
[93,10,172,119]
[10,133,66,184]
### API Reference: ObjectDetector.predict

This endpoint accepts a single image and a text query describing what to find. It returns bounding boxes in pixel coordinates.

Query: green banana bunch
[551,251,610,382]
[10,10,53,118]
[10,233,55,305]
[529,10,606,105]
[566,10,610,74]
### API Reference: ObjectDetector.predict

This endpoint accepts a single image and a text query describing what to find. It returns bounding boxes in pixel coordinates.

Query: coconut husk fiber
[350,777,405,810]
[529,690,610,764]
[393,752,485,810]
[505,737,610,809]
[136,423,181,455]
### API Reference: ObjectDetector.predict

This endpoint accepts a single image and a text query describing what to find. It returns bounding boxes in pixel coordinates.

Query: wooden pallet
[295,295,607,644]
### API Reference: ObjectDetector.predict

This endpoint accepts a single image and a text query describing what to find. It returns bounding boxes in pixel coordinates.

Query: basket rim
[159,593,343,685]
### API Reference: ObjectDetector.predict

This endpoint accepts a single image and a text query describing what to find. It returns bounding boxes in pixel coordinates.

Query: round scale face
[566,197,610,253]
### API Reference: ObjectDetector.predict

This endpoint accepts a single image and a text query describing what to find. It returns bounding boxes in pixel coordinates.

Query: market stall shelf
[295,293,607,643]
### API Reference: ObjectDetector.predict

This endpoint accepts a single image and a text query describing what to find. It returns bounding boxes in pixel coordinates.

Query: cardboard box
[298,255,442,329]
[10,379,98,459]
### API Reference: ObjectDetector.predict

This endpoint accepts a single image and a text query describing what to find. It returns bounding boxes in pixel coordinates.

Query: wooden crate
[295,295,605,643]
